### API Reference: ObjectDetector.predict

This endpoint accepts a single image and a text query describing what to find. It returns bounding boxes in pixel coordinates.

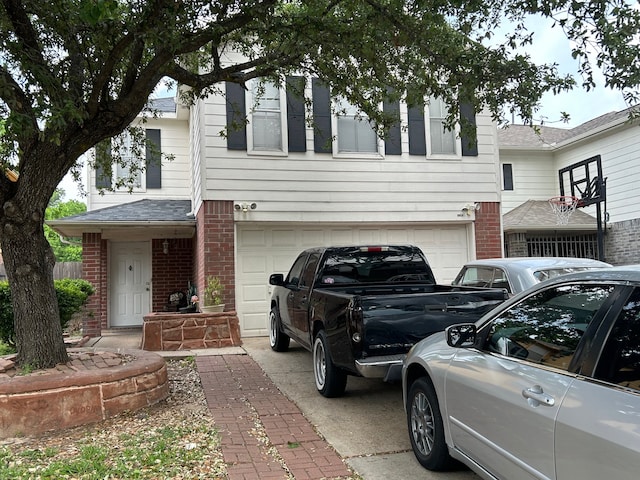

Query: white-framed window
[247,80,287,155]
[114,131,144,191]
[334,97,380,156]
[427,97,458,156]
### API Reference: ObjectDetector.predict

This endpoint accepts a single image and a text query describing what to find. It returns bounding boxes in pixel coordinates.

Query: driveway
[242,337,478,480]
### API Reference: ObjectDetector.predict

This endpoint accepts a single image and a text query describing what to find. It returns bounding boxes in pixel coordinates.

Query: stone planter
[201,304,224,313]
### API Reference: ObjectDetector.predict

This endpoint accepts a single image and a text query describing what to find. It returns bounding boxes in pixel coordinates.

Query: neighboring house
[49,79,504,339]
[498,108,640,265]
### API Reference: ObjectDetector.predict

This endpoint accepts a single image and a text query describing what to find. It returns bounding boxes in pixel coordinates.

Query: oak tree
[1,0,638,367]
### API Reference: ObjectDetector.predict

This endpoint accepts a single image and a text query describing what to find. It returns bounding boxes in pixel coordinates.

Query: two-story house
[49,78,504,339]
[498,108,640,265]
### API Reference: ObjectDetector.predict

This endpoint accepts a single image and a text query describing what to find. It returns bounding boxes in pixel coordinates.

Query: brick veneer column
[474,202,503,259]
[194,200,235,310]
[82,233,107,337]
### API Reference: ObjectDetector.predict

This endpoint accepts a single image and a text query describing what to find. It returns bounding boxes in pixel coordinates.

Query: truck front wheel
[313,331,347,397]
[269,307,290,352]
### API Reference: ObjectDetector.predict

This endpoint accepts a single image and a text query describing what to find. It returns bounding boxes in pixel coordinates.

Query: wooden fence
[0,262,83,280]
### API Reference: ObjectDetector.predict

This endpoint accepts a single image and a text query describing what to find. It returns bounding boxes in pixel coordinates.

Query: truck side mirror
[269,273,284,286]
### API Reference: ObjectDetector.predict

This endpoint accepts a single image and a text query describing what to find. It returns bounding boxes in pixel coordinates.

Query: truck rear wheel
[313,330,347,397]
[269,307,290,352]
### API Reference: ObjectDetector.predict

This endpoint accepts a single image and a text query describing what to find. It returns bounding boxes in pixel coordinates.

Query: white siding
[500,150,557,212]
[553,123,640,223]
[201,90,501,224]
[87,117,191,211]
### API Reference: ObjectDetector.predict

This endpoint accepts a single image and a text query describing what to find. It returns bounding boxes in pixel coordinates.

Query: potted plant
[201,276,225,313]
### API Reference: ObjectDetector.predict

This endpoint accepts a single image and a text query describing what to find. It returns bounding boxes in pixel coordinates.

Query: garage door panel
[238,229,266,247]
[271,229,297,247]
[237,224,470,337]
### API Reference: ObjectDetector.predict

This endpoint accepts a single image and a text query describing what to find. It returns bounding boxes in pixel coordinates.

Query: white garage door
[236,224,471,337]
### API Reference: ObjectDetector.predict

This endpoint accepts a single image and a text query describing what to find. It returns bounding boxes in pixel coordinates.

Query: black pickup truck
[268,245,508,397]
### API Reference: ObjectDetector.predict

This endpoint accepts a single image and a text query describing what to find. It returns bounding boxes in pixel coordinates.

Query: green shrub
[0,279,95,346]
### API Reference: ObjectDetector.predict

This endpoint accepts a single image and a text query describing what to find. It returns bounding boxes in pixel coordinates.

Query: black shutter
[312,78,332,153]
[225,81,247,150]
[460,103,478,156]
[286,76,307,152]
[146,129,161,189]
[383,98,401,155]
[408,104,426,156]
[95,140,112,188]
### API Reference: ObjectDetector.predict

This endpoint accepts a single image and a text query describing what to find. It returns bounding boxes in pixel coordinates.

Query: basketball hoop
[548,196,580,225]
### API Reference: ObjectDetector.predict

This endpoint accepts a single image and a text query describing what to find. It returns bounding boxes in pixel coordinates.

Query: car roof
[461,257,612,270]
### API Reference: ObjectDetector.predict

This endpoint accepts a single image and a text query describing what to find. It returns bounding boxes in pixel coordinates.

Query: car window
[533,267,599,283]
[285,253,308,286]
[593,288,640,392]
[457,267,495,288]
[484,284,615,371]
[491,268,511,292]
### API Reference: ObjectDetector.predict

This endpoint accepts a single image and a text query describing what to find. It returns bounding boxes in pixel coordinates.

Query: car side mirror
[446,324,477,348]
[269,273,284,286]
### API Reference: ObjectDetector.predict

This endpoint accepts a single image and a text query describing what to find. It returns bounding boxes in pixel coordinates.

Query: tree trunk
[2,202,68,369]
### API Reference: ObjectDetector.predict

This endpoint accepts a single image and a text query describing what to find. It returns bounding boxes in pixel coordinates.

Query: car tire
[269,307,290,352]
[407,377,455,471]
[313,330,347,398]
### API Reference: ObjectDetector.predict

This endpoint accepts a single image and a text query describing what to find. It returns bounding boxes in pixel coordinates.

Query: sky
[496,15,630,128]
[58,14,631,201]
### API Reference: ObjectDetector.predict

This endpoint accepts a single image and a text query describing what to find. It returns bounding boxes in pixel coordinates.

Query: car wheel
[269,307,290,352]
[313,330,347,398]
[407,377,455,471]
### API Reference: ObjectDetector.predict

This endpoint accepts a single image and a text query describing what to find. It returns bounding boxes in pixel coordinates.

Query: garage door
[236,224,471,337]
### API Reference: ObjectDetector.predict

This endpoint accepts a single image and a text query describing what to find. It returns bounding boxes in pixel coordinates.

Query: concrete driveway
[242,337,478,480]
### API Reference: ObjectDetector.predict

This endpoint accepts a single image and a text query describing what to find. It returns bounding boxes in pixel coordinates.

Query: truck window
[285,253,308,287]
[321,249,434,284]
[301,253,321,288]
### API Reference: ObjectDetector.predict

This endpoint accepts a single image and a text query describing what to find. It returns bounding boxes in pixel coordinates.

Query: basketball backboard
[558,155,606,207]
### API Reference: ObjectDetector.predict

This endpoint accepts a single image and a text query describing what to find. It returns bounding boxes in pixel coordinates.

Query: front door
[110,241,151,327]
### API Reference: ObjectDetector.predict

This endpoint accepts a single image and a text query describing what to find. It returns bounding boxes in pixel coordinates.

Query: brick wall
[151,238,194,311]
[605,218,640,265]
[82,233,107,337]
[194,200,236,310]
[474,202,503,259]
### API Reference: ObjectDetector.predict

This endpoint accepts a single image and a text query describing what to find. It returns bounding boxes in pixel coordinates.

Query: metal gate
[525,233,599,259]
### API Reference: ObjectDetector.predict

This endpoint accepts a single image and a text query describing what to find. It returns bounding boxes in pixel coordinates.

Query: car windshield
[533,267,600,283]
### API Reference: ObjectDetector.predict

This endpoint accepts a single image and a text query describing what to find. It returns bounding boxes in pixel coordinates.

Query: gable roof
[503,200,598,232]
[498,107,637,149]
[47,199,195,238]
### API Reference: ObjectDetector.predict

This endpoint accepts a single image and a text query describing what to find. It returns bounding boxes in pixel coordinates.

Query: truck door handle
[522,385,555,407]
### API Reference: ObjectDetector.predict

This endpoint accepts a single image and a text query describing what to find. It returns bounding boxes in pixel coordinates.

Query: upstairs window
[115,132,143,189]
[334,97,379,155]
[248,80,286,154]
[428,97,457,156]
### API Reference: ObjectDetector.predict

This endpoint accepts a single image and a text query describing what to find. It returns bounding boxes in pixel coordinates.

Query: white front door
[110,241,151,327]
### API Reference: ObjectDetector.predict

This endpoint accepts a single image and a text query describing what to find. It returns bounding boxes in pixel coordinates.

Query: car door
[555,286,640,480]
[445,283,617,480]
[279,252,309,337]
[289,252,321,348]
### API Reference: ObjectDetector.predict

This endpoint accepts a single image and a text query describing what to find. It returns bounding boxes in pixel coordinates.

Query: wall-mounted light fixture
[162,239,169,254]
[458,203,481,217]
[234,202,258,213]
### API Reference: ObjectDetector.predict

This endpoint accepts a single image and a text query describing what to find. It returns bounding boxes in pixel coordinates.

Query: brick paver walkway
[196,355,354,480]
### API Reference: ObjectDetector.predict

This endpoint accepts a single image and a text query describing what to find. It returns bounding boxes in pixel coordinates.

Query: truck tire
[407,377,455,471]
[313,330,347,397]
[269,307,290,352]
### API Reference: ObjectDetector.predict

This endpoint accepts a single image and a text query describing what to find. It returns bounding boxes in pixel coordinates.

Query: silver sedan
[403,266,640,479]
[451,256,612,294]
